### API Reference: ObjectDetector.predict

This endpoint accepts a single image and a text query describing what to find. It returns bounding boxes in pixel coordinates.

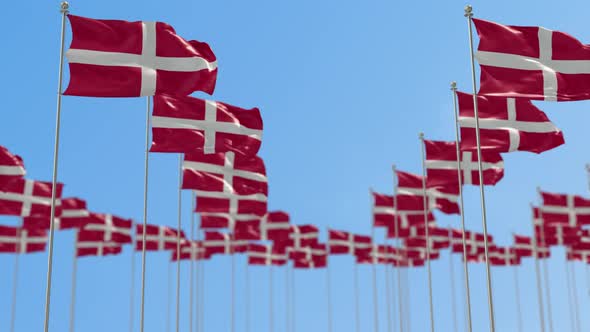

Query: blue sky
[2,0,590,331]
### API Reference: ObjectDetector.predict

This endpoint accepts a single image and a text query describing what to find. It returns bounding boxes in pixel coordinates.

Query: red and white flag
[424,140,504,187]
[23,197,91,230]
[247,244,288,266]
[451,230,494,256]
[539,190,590,227]
[151,94,262,156]
[328,229,372,256]
[513,234,550,259]
[80,213,133,244]
[536,223,580,247]
[566,247,590,263]
[457,92,564,153]
[76,232,123,257]
[64,15,217,97]
[233,211,291,242]
[0,146,25,186]
[275,224,319,250]
[394,257,426,268]
[372,192,435,231]
[202,231,249,255]
[402,247,441,261]
[171,241,209,261]
[0,179,63,217]
[0,226,47,253]
[291,243,327,269]
[135,224,186,251]
[404,227,451,250]
[489,246,520,266]
[396,170,460,215]
[473,18,590,102]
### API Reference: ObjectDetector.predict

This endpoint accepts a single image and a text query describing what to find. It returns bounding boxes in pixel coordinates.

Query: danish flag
[80,213,133,244]
[291,243,328,269]
[0,146,25,186]
[424,140,504,187]
[171,241,209,261]
[512,234,550,259]
[275,224,319,250]
[0,179,63,217]
[457,92,564,153]
[247,244,288,266]
[395,257,426,268]
[135,224,186,251]
[76,232,123,257]
[202,231,250,255]
[488,247,520,266]
[536,223,580,247]
[0,226,47,253]
[451,230,494,256]
[539,190,590,227]
[473,18,590,102]
[233,211,291,242]
[566,247,590,263]
[23,198,91,230]
[64,15,217,97]
[404,227,451,250]
[151,94,262,156]
[396,170,460,215]
[372,192,436,231]
[327,229,372,256]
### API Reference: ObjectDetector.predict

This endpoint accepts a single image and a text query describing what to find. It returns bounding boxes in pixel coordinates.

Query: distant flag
[171,241,209,261]
[76,231,123,257]
[371,192,435,233]
[512,234,550,259]
[291,243,327,269]
[202,231,249,255]
[404,226,451,250]
[488,247,520,266]
[151,94,263,156]
[450,230,493,256]
[328,229,372,256]
[135,224,186,251]
[0,179,63,217]
[396,170,460,215]
[275,224,319,251]
[536,223,580,247]
[0,226,47,253]
[80,213,134,244]
[233,211,291,242]
[473,18,590,101]
[457,91,564,153]
[0,146,25,186]
[247,244,288,266]
[538,190,590,227]
[23,197,90,230]
[64,15,217,97]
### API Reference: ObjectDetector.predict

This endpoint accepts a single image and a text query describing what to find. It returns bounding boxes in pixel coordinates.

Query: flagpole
[448,229,459,332]
[450,81,474,332]
[129,222,136,332]
[565,259,576,332]
[270,265,275,332]
[69,233,78,332]
[9,249,20,332]
[404,268,412,332]
[354,262,361,332]
[391,166,404,332]
[570,262,581,332]
[536,206,554,332]
[370,226,380,332]
[231,239,236,332]
[384,236,393,332]
[513,264,523,332]
[199,255,205,332]
[167,263,172,332]
[139,95,152,332]
[175,155,183,332]
[43,3,69,331]
[291,264,296,332]
[418,133,435,332]
[189,193,195,332]
[246,261,251,332]
[529,206,547,332]
[326,241,333,332]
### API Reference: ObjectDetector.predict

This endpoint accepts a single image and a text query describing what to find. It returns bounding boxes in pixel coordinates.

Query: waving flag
[233,211,291,242]
[328,229,372,256]
[488,247,520,266]
[451,230,494,256]
[202,231,249,255]
[23,198,90,230]
[396,170,460,215]
[275,224,319,250]
[539,190,590,227]
[404,227,451,250]
[473,18,590,101]
[64,15,217,97]
[0,179,63,217]
[247,244,288,266]
[0,146,25,186]
[537,223,580,247]
[372,192,435,230]
[76,232,123,257]
[80,213,133,244]
[135,224,186,251]
[513,234,550,258]
[424,140,504,187]
[291,243,327,269]
[457,92,564,153]
[151,94,262,156]
[0,226,47,253]
[172,241,209,261]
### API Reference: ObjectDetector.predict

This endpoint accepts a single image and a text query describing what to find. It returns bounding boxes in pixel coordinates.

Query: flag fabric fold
[0,146,25,186]
[0,179,64,217]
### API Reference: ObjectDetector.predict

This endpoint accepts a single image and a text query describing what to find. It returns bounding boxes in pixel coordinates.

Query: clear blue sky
[2,0,590,331]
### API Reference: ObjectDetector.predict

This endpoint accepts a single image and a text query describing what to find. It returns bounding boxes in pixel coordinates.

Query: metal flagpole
[565,260,576,332]
[43,3,69,331]
[326,243,333,332]
[448,229,459,332]
[175,155,183,332]
[418,133,435,332]
[370,227,380,332]
[270,265,275,332]
[404,268,412,332]
[569,262,581,332]
[129,222,136,332]
[354,262,361,332]
[189,192,195,332]
[139,95,152,332]
[291,264,296,332]
[69,234,78,332]
[167,263,172,332]
[284,263,289,332]
[9,248,20,332]
[199,255,205,332]
[391,166,404,332]
[536,208,554,332]
[384,236,393,332]
[231,237,236,332]
[464,6,496,331]
[513,264,523,332]
[450,81,474,332]
[529,206,546,332]
[246,262,251,332]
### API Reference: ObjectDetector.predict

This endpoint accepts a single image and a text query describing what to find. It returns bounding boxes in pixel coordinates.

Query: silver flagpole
[370,226,380,332]
[326,242,333,332]
[43,3,69,331]
[189,193,195,332]
[284,263,289,332]
[354,262,361,332]
[199,255,205,332]
[464,6,496,331]
[450,81,474,332]
[384,237,393,332]
[565,260,576,332]
[246,262,251,332]
[270,265,275,332]
[175,155,183,332]
[69,234,78,332]
[569,262,581,332]
[9,249,20,332]
[418,133,435,332]
[404,268,412,332]
[537,207,554,332]
[129,222,136,332]
[231,238,236,332]
[529,206,546,332]
[139,95,152,332]
[448,229,458,332]
[167,263,172,332]
[513,264,523,332]
[391,166,404,332]
[291,264,296,332]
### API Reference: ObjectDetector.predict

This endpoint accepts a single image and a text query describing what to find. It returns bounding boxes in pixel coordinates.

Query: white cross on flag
[424,140,504,187]
[451,230,494,256]
[247,244,288,266]
[76,232,123,257]
[488,247,521,266]
[396,170,460,215]
[0,226,47,253]
[539,190,590,227]
[233,211,292,242]
[403,226,451,250]
[513,234,550,259]
[291,243,327,269]
[135,224,186,251]
[171,241,210,261]
[275,224,319,251]
[567,247,590,263]
[202,231,249,255]
[371,192,435,233]
[151,94,263,156]
[473,18,590,102]
[0,179,64,217]
[0,145,25,186]
[536,223,581,247]
[457,92,564,154]
[23,197,91,230]
[328,229,372,256]
[80,213,133,244]
[64,15,217,97]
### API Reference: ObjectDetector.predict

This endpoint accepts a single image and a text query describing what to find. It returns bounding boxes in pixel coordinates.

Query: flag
[275,224,319,250]
[171,241,209,261]
[536,223,580,247]
[135,224,186,251]
[488,246,520,266]
[328,229,372,256]
[396,170,460,215]
[202,231,249,255]
[291,243,327,269]
[0,226,47,253]
[233,211,291,242]
[403,226,451,250]
[403,247,441,260]
[64,15,217,97]
[457,91,564,153]
[372,192,436,231]
[0,146,25,186]
[424,140,504,187]
[151,94,262,156]
[247,244,288,266]
[539,190,590,227]
[513,234,550,258]
[566,247,590,263]
[76,231,123,257]
[473,18,590,101]
[451,230,494,256]
[23,197,91,230]
[79,213,133,244]
[0,179,64,217]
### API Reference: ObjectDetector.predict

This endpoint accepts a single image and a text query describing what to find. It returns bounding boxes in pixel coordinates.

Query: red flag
[489,247,521,266]
[539,190,590,227]
[473,18,590,101]
[537,223,580,247]
[396,170,460,215]
[171,241,210,261]
[402,247,441,261]
[0,146,25,186]
[275,224,319,250]
[291,243,327,269]
[566,247,590,263]
[513,234,550,259]
[23,197,91,230]
[372,192,435,231]
[328,229,372,256]
[64,15,217,97]
[404,227,451,250]
[451,230,494,256]
[457,92,564,153]
[0,179,63,217]
[0,226,47,253]
[79,213,133,244]
[151,94,262,156]
[424,140,504,187]
[202,231,249,255]
[247,244,288,266]
[135,224,186,251]
[233,211,291,242]
[76,232,123,257]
